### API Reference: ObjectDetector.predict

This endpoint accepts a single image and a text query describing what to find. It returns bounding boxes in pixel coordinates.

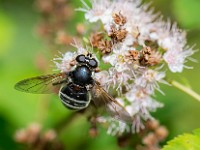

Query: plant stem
[54,108,90,133]
[54,113,79,133]
[171,80,200,102]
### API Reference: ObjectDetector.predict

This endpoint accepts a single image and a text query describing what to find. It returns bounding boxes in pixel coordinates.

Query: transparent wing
[14,73,67,94]
[91,81,133,123]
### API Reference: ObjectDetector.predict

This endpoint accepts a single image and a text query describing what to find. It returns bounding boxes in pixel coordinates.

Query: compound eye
[76,54,86,63]
[88,58,98,68]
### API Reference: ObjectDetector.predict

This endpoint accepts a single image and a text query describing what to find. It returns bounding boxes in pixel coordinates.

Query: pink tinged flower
[79,0,112,23]
[125,86,163,114]
[163,47,195,72]
[135,69,168,94]
[107,120,130,136]
[131,114,145,133]
[96,116,130,136]
[102,49,130,72]
[102,54,133,92]
[125,86,163,132]
[107,68,133,94]
[157,22,186,51]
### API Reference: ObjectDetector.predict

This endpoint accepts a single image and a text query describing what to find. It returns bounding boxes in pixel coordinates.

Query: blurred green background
[0,0,200,149]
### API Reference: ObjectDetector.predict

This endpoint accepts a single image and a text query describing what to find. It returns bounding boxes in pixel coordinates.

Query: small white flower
[126,86,147,103]
[97,117,130,136]
[131,114,145,133]
[53,52,76,72]
[102,48,130,72]
[107,68,133,94]
[107,120,130,136]
[54,42,89,73]
[135,69,168,94]
[126,96,163,132]
[163,47,195,72]
[156,22,186,51]
[125,86,163,132]
[80,0,112,23]
[125,86,163,111]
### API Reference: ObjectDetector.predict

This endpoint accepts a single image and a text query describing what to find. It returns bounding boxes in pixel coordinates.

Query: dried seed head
[27,123,41,144]
[148,51,162,66]
[76,23,86,35]
[142,47,152,55]
[112,12,126,26]
[43,130,57,141]
[36,0,53,14]
[15,129,28,143]
[125,50,139,63]
[143,133,157,146]
[98,40,112,54]
[109,26,127,42]
[15,124,64,150]
[90,32,104,47]
[138,46,162,66]
[15,123,41,144]
[155,126,168,141]
[55,31,73,45]
[146,120,160,130]
[116,29,127,41]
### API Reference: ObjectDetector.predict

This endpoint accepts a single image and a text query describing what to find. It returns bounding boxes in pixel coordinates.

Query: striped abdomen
[59,83,91,110]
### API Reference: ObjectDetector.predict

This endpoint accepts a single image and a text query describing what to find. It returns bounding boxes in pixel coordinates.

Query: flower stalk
[171,80,200,102]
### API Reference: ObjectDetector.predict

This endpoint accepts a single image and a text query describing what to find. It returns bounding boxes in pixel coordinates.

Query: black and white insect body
[15,53,133,123]
[59,53,97,110]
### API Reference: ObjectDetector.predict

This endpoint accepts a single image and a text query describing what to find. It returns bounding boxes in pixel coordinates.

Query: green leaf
[162,129,200,150]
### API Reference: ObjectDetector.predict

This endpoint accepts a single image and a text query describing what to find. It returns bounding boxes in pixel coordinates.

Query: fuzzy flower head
[53,0,196,135]
[53,42,92,73]
[53,52,77,72]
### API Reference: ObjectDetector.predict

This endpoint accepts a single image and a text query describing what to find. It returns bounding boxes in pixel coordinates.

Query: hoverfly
[15,53,132,123]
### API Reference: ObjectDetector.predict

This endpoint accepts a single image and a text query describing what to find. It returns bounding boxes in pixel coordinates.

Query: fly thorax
[71,65,93,86]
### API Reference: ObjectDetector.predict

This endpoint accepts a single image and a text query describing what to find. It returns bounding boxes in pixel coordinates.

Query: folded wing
[14,73,67,94]
[91,81,133,123]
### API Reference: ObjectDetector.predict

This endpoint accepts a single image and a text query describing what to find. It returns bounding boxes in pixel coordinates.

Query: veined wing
[91,81,133,123]
[14,73,67,94]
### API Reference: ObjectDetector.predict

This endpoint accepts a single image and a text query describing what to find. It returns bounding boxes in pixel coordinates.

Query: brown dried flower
[90,32,104,48]
[125,50,139,63]
[76,23,86,35]
[112,12,126,26]
[35,0,74,47]
[15,123,64,150]
[139,47,162,66]
[98,40,112,54]
[109,26,127,42]
[55,31,73,45]
[155,126,168,141]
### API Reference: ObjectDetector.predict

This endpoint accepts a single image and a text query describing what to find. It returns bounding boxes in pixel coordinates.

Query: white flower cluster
[55,0,195,135]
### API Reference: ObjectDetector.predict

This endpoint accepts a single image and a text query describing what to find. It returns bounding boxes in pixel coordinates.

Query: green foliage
[0,11,14,56]
[162,129,200,150]
[172,0,200,28]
